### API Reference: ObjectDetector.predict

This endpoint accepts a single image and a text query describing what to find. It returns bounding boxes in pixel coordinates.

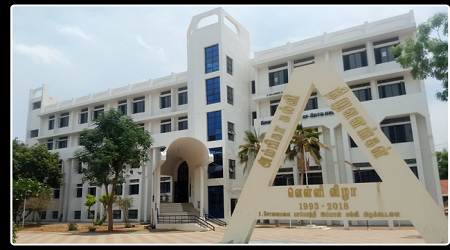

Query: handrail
[158,214,215,231]
[204,212,227,227]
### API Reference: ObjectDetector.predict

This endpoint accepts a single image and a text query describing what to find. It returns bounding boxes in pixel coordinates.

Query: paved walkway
[14,225,433,245]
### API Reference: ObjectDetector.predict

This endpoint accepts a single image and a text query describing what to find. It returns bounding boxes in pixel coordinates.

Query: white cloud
[57,25,92,40]
[14,43,70,66]
[135,35,168,62]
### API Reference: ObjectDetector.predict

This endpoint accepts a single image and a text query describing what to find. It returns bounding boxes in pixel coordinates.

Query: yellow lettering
[357,126,374,140]
[288,187,293,198]
[262,149,276,158]
[343,107,358,120]
[258,156,272,168]
[274,126,285,134]
[270,133,283,141]
[365,137,380,148]
[279,115,291,122]
[313,185,324,197]
[278,106,294,114]
[350,187,357,197]
[283,95,300,106]
[324,87,349,100]
[329,184,340,197]
[264,139,280,150]
[330,97,352,112]
[371,146,390,158]
[341,187,350,201]
[349,116,366,129]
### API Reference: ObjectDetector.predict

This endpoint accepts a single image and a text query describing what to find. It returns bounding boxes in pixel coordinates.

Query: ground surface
[20,222,150,233]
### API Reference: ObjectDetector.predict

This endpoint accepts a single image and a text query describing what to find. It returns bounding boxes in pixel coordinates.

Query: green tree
[74,108,154,231]
[13,138,63,188]
[12,178,52,224]
[437,148,448,180]
[114,197,134,228]
[84,194,97,225]
[285,124,330,185]
[237,129,263,174]
[390,12,448,102]
[26,189,56,226]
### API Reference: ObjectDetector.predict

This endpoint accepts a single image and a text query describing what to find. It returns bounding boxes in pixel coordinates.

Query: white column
[200,166,205,218]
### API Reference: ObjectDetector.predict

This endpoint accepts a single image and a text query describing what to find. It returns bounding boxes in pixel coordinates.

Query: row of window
[39,209,139,220]
[266,37,400,88]
[350,115,413,147]
[204,44,234,76]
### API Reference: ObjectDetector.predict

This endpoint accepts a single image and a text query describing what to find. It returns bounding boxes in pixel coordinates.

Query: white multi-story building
[24,8,443,227]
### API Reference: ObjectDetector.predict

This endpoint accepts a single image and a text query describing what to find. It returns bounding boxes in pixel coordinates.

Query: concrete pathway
[14,226,430,245]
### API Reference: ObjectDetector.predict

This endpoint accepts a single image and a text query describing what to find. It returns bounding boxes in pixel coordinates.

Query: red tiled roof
[440,179,448,195]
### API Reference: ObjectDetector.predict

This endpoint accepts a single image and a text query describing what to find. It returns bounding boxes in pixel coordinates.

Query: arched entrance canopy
[160,137,213,176]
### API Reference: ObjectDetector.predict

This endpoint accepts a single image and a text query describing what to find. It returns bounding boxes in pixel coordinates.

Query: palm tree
[237,129,264,174]
[285,124,330,185]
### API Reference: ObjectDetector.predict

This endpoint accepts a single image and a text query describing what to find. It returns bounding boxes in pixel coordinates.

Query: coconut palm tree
[285,124,330,185]
[237,129,264,174]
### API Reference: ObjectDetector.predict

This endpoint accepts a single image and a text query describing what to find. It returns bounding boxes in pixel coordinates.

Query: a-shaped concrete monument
[221,61,448,244]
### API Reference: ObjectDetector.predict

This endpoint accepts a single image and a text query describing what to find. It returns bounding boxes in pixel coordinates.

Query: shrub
[67,222,78,231]
[12,222,22,243]
[88,226,96,232]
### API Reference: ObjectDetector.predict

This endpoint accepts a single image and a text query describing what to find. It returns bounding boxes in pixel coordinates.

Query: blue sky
[11,4,448,152]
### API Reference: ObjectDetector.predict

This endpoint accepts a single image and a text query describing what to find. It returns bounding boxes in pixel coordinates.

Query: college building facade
[24,8,444,227]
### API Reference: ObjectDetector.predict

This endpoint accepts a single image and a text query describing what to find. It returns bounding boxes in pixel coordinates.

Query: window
[113,210,121,219]
[374,37,399,64]
[88,187,96,196]
[128,209,138,219]
[227,86,233,105]
[59,113,69,128]
[30,129,38,138]
[343,45,367,71]
[118,100,127,115]
[178,116,188,131]
[129,184,139,195]
[76,184,82,198]
[208,147,223,179]
[269,63,288,87]
[47,139,53,150]
[74,211,81,220]
[115,185,123,196]
[79,109,88,124]
[207,111,222,141]
[53,189,60,199]
[252,111,257,126]
[41,211,47,220]
[229,159,236,179]
[93,105,104,120]
[251,80,255,94]
[381,116,413,143]
[205,44,219,73]
[137,123,145,131]
[57,136,68,149]
[270,99,280,116]
[350,83,372,102]
[378,78,406,99]
[226,56,233,75]
[305,94,318,111]
[178,87,188,105]
[273,173,294,186]
[160,91,171,109]
[32,101,41,110]
[161,119,171,133]
[300,172,323,185]
[48,116,55,130]
[294,56,315,68]
[161,181,170,193]
[227,122,235,141]
[206,77,221,104]
[133,96,145,113]
[52,211,59,220]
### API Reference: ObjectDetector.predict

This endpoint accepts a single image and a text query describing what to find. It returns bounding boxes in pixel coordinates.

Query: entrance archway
[174,161,189,203]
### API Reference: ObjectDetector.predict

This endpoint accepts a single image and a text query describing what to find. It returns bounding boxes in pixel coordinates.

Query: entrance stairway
[160,202,200,216]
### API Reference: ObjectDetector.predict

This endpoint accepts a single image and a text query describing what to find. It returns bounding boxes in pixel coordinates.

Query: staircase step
[159,202,199,216]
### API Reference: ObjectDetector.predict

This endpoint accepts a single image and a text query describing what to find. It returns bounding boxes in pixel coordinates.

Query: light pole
[344,161,368,230]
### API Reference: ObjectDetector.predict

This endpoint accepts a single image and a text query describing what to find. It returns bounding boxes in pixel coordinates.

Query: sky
[11,4,448,152]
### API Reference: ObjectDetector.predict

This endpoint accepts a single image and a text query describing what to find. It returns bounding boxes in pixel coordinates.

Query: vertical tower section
[186,7,251,221]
